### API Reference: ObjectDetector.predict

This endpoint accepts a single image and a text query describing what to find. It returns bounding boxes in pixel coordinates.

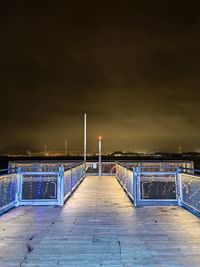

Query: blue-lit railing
[1,161,200,217]
[122,161,194,171]
[0,162,86,215]
[178,168,200,214]
[138,166,178,206]
[116,163,200,215]
[116,162,178,206]
[63,162,86,203]
[8,161,81,174]
[18,169,60,206]
[0,172,18,214]
[116,162,135,203]
[19,162,86,206]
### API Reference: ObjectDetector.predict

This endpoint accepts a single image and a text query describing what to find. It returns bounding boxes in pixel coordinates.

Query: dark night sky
[0,0,200,153]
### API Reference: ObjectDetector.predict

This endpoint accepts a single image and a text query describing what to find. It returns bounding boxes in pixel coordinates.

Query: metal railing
[178,168,200,214]
[86,162,116,176]
[116,162,135,203]
[18,169,60,206]
[1,161,200,217]
[116,162,178,206]
[122,161,194,171]
[138,166,178,206]
[8,160,83,174]
[63,162,86,203]
[0,162,86,215]
[0,173,18,214]
[116,163,200,215]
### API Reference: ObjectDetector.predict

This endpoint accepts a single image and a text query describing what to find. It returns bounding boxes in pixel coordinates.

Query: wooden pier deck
[0,176,200,267]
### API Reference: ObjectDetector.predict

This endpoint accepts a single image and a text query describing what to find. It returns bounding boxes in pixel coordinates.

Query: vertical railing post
[84,162,87,177]
[57,169,61,205]
[133,167,137,207]
[8,162,11,174]
[133,167,140,207]
[58,166,64,206]
[176,167,182,206]
[84,162,86,177]
[70,165,73,192]
[16,167,22,207]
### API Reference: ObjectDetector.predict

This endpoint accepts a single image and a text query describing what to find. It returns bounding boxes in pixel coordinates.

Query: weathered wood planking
[0,176,199,266]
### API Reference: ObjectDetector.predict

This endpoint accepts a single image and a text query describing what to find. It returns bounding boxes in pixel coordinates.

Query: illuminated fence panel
[21,174,57,200]
[71,167,79,189]
[71,164,86,189]
[8,161,80,174]
[2,161,200,218]
[64,169,71,198]
[140,174,176,200]
[123,161,193,172]
[86,162,116,176]
[0,174,17,212]
[86,162,98,175]
[116,163,178,206]
[181,173,200,213]
[116,163,134,201]
[64,163,86,201]
[126,169,134,197]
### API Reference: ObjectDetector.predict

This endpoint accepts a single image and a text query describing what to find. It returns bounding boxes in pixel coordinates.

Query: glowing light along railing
[19,162,86,206]
[8,161,81,174]
[86,162,116,176]
[0,173,18,214]
[21,174,58,201]
[139,167,177,203]
[116,162,179,206]
[0,162,86,214]
[123,161,194,172]
[116,162,134,202]
[1,162,200,217]
[179,168,200,214]
[63,162,86,202]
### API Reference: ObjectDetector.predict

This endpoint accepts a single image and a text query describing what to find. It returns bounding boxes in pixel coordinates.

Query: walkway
[0,176,200,266]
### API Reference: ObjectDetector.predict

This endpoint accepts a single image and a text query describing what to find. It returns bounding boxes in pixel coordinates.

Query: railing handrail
[20,171,58,175]
[179,167,200,172]
[139,171,177,175]
[116,162,180,173]
[64,161,85,172]
[116,161,133,171]
[180,172,200,179]
[86,161,116,164]
[0,173,17,179]
[1,161,200,217]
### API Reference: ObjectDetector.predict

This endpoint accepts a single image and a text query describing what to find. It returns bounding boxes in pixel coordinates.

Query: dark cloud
[0,0,200,152]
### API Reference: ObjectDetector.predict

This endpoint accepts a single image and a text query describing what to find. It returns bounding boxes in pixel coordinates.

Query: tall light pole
[84,113,87,162]
[98,136,102,176]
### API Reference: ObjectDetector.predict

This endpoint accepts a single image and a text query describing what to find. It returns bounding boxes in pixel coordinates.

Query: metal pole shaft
[99,137,102,176]
[84,113,87,162]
